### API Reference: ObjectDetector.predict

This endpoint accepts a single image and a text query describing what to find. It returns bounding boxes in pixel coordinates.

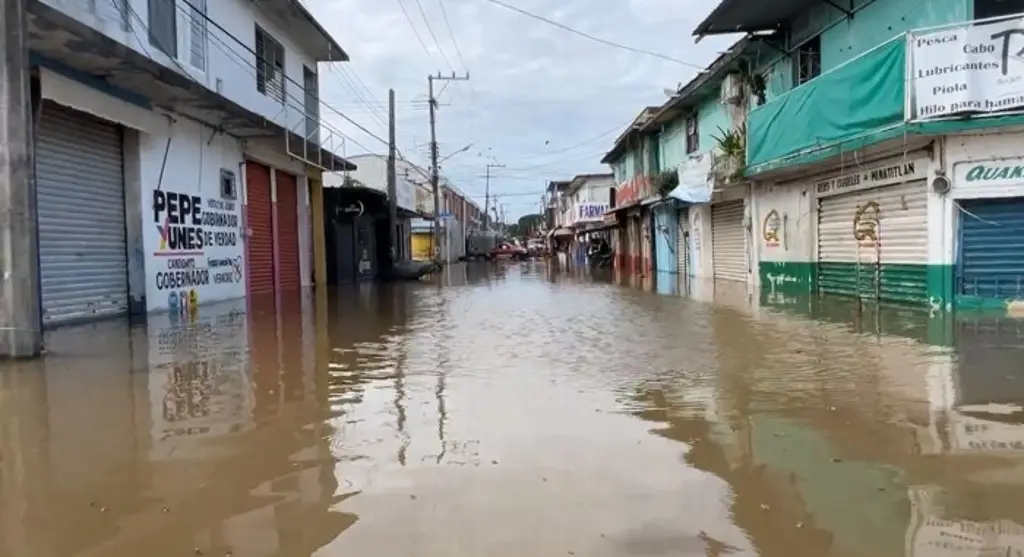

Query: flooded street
[3,262,1024,557]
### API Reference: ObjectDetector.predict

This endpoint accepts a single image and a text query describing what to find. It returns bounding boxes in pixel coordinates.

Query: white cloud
[305,0,740,218]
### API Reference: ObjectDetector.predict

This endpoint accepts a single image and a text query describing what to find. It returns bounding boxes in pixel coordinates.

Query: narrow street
[0,262,1021,557]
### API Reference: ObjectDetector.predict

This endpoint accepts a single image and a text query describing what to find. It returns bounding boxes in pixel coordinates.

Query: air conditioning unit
[720,73,743,105]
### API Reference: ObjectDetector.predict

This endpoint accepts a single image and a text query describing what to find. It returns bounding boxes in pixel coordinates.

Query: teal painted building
[695,0,1024,314]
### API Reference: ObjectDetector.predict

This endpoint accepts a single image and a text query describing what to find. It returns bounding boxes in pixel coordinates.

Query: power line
[395,0,438,65]
[436,0,468,70]
[413,0,455,71]
[476,0,706,69]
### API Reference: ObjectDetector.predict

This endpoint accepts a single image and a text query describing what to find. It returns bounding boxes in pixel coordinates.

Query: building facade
[3,0,350,355]
[590,0,1024,314]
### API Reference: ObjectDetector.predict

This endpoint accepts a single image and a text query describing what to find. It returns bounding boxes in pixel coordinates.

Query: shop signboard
[910,16,1024,120]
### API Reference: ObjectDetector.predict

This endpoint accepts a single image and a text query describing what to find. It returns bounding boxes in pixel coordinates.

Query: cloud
[305,0,739,218]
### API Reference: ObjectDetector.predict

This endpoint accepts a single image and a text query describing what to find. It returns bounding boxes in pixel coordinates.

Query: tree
[507,213,544,238]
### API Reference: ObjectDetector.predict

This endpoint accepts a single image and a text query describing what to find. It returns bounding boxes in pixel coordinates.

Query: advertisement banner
[910,16,1024,120]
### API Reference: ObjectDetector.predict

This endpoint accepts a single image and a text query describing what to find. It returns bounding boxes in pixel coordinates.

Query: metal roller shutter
[36,102,128,326]
[245,161,275,297]
[711,200,746,282]
[817,181,928,303]
[677,209,689,276]
[958,197,1024,300]
[275,170,301,293]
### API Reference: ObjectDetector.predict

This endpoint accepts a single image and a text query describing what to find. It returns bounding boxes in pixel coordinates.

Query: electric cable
[412,0,455,71]
[475,0,706,69]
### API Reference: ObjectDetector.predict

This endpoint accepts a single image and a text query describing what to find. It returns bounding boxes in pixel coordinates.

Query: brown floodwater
[2,261,1024,557]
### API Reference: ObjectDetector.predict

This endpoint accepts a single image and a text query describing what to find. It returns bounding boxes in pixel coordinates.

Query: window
[148,0,207,70]
[793,35,821,86]
[685,114,699,154]
[648,133,661,173]
[256,25,286,103]
[975,0,1024,19]
[148,0,177,58]
[186,0,208,71]
[303,66,320,142]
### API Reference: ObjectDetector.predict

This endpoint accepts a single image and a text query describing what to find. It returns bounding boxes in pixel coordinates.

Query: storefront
[245,161,276,299]
[36,101,130,326]
[711,197,747,282]
[950,154,1024,307]
[814,155,929,304]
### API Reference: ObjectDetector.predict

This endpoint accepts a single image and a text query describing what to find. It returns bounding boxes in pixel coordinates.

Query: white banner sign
[575,202,608,222]
[911,17,1024,120]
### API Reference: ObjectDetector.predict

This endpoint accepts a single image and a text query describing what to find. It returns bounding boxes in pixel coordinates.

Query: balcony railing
[747,12,1024,176]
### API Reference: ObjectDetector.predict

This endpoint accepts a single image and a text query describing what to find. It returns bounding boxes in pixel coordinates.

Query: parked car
[490,242,529,261]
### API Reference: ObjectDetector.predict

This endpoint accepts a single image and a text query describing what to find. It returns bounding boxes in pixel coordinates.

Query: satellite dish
[663,88,676,97]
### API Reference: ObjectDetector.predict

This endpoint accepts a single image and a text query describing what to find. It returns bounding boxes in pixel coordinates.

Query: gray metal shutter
[677,209,689,276]
[818,181,928,303]
[37,102,128,326]
[712,200,746,282]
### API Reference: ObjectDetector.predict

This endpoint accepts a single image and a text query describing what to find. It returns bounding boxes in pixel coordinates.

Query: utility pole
[387,88,398,264]
[427,71,469,260]
[483,162,504,230]
[0,0,42,358]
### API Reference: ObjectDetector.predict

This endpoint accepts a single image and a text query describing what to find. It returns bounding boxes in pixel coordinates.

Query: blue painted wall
[653,204,678,273]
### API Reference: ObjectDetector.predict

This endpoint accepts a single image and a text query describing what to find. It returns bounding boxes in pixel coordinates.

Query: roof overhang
[642,38,754,132]
[252,0,350,62]
[27,2,355,171]
[600,107,660,164]
[693,0,820,37]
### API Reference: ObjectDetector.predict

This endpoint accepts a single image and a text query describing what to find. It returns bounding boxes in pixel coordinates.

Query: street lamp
[438,143,474,165]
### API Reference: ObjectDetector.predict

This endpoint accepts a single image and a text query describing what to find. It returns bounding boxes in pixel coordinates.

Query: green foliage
[654,170,679,197]
[712,124,746,157]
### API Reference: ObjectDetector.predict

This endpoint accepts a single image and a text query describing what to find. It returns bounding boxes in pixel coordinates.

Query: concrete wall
[138,115,247,311]
[751,181,815,294]
[689,204,713,280]
[344,154,418,212]
[42,0,323,134]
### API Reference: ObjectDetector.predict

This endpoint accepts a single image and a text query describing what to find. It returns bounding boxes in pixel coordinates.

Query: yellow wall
[412,233,432,261]
[307,168,327,286]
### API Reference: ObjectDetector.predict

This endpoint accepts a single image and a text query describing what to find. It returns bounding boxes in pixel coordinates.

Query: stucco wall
[42,0,322,134]
[751,181,815,294]
[140,116,247,312]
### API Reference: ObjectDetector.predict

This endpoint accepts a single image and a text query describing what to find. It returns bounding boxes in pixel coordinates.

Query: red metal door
[245,161,275,298]
[275,170,301,293]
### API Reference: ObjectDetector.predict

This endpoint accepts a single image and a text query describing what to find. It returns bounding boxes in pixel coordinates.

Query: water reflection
[0,297,350,557]
[6,265,1024,556]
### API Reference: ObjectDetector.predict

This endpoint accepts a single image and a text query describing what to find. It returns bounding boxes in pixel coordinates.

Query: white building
[559,173,614,230]
[20,0,351,328]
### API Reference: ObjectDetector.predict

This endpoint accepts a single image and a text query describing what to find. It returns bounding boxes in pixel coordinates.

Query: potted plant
[711,124,746,185]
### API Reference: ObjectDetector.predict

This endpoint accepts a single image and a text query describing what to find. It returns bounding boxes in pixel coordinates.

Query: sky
[304,0,740,221]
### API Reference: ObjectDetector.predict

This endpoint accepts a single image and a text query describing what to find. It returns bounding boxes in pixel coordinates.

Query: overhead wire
[412,0,455,71]
[396,0,440,66]
[436,0,468,70]
[137,0,438,166]
[242,0,390,131]
[476,0,706,69]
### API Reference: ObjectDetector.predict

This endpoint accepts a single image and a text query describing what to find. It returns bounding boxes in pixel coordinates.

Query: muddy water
[2,262,1024,556]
